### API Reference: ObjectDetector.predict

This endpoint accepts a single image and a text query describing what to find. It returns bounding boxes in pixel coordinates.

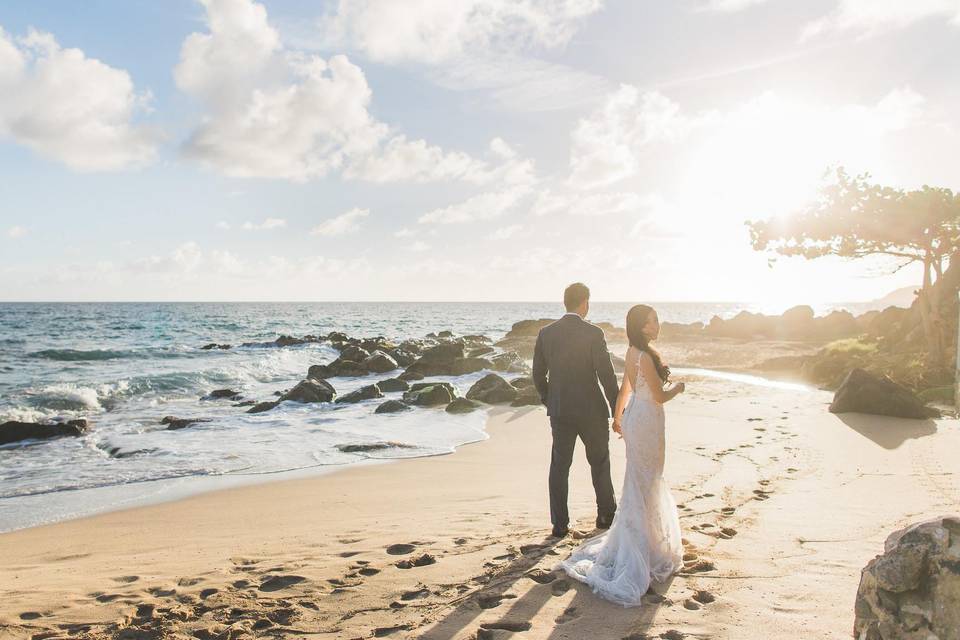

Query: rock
[375,400,411,414]
[778,305,816,339]
[404,343,467,376]
[200,343,231,350]
[511,385,542,407]
[386,348,417,367]
[467,346,495,357]
[247,401,280,414]
[445,398,480,414]
[490,351,526,373]
[829,369,940,419]
[280,379,337,404]
[403,383,456,407]
[450,357,493,375]
[308,358,366,379]
[336,384,384,404]
[326,331,350,344]
[274,335,307,347]
[854,516,960,640]
[398,370,425,382]
[466,374,518,404]
[340,345,371,362]
[505,319,555,338]
[511,376,534,389]
[161,416,212,430]
[205,388,241,400]
[377,378,410,392]
[0,419,89,445]
[337,441,413,453]
[362,351,398,374]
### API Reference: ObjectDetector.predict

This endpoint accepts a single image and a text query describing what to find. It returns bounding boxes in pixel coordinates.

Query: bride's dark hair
[626,304,670,382]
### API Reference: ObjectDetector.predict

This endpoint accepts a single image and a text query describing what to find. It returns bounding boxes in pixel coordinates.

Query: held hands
[612,417,623,439]
[673,381,686,394]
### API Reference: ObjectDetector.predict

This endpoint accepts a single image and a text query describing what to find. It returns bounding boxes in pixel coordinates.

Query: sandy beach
[1,369,957,640]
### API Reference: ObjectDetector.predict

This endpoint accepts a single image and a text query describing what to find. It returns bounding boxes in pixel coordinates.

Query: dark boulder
[205,388,241,400]
[450,357,493,375]
[445,398,480,414]
[161,416,213,431]
[511,376,534,389]
[377,378,410,393]
[466,374,518,404]
[201,343,232,350]
[505,319,554,338]
[467,346,495,358]
[274,335,307,347]
[398,370,425,382]
[340,345,371,362]
[0,419,89,445]
[337,441,413,453]
[336,384,384,404]
[326,331,350,344]
[829,369,940,419]
[405,343,467,376]
[375,400,411,414]
[511,386,542,407]
[362,351,398,374]
[386,348,417,367]
[308,358,367,379]
[403,383,456,407]
[247,401,280,414]
[491,352,526,373]
[280,379,337,404]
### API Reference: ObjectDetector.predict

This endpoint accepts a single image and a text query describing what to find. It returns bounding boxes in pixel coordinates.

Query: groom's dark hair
[564,282,590,311]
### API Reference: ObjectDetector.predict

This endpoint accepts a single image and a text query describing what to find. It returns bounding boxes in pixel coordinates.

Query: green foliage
[917,386,955,405]
[824,337,878,356]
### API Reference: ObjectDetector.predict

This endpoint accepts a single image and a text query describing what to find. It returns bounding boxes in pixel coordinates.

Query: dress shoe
[596,515,615,529]
[551,526,569,538]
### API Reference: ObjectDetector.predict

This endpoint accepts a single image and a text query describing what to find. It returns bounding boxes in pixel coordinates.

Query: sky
[1,0,958,303]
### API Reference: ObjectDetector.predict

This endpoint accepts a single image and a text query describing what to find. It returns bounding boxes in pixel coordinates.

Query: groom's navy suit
[533,313,619,530]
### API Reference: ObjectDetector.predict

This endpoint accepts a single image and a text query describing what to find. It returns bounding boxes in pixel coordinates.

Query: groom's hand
[612,418,623,439]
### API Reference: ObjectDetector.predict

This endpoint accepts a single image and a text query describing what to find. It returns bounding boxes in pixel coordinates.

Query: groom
[533,282,619,538]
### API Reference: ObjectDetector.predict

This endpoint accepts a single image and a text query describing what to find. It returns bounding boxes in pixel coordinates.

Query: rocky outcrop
[200,343,231,350]
[403,382,456,407]
[375,400,411,414]
[362,351,398,374]
[161,416,213,430]
[511,385,542,407]
[0,419,89,445]
[450,357,493,375]
[491,352,526,373]
[308,358,367,379]
[468,346,495,357]
[204,388,241,400]
[829,369,940,419]
[404,343,467,376]
[854,516,960,639]
[466,374,518,404]
[377,377,410,393]
[336,441,413,453]
[340,345,371,362]
[280,379,337,404]
[336,384,384,404]
[247,401,279,414]
[445,398,480,414]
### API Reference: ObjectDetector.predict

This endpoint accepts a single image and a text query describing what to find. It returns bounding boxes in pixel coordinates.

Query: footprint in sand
[339,550,362,558]
[526,569,558,584]
[401,587,431,601]
[177,577,203,587]
[478,593,517,609]
[19,612,42,620]
[395,554,437,569]
[555,606,581,624]
[753,489,772,501]
[683,598,701,610]
[373,624,412,637]
[719,527,738,539]
[386,543,417,555]
[258,575,307,592]
[111,575,140,584]
[479,621,532,633]
[550,579,571,596]
[359,567,381,576]
[720,506,736,515]
[199,588,219,599]
[693,590,716,604]
[660,631,685,640]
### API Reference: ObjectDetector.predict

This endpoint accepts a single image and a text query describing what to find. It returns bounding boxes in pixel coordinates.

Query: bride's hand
[674,381,686,394]
[612,418,623,439]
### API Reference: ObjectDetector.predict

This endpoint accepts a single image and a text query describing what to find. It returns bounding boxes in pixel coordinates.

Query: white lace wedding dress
[560,350,683,606]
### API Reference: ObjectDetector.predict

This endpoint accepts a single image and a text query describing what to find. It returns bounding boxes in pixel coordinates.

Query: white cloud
[700,0,769,12]
[310,207,369,236]
[394,228,415,238]
[216,220,231,230]
[407,241,431,252]
[7,226,27,239]
[0,27,157,171]
[489,224,523,239]
[569,86,702,189]
[241,217,287,230]
[418,187,531,225]
[803,0,960,39]
[320,0,604,65]
[175,0,491,183]
[133,242,204,275]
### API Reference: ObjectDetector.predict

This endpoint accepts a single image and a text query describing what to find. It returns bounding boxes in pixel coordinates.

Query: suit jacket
[532,314,619,424]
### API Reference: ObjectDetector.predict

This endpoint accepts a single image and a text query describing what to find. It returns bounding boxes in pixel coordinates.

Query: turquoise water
[0,301,868,532]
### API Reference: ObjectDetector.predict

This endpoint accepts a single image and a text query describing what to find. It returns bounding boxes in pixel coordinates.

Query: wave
[28,348,195,361]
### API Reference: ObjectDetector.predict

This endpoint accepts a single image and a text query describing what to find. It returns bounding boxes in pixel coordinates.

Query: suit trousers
[548,416,617,529]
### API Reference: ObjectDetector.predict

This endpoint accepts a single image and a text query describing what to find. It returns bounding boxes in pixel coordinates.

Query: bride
[560,304,686,606]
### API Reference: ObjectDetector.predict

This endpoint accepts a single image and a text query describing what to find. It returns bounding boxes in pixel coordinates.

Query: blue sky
[1,0,958,302]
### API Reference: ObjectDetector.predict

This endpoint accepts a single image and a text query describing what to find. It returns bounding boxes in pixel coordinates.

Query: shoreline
[3,373,957,639]
[0,366,808,535]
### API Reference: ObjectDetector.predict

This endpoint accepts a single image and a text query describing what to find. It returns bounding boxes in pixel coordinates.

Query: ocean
[0,301,874,532]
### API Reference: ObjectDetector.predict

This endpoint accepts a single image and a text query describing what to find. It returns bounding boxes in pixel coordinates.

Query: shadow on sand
[834,412,938,450]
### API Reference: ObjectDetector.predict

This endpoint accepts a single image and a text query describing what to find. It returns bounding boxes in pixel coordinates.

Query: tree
[747,167,960,367]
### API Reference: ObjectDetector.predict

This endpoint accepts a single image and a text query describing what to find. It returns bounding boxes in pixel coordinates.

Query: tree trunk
[918,255,943,366]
